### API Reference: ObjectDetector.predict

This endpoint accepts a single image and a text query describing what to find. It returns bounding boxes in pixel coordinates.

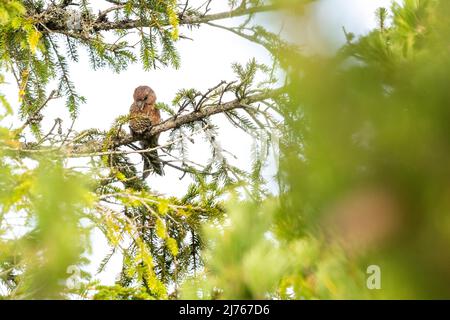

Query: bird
[129,85,164,178]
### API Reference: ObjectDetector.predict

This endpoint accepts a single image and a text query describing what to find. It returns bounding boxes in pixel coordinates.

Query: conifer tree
[0,0,286,299]
[3,0,450,301]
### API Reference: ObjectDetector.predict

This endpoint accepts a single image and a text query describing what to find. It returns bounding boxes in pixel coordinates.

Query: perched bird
[129,85,164,178]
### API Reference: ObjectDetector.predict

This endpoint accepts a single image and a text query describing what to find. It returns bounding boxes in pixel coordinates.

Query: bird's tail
[141,135,164,178]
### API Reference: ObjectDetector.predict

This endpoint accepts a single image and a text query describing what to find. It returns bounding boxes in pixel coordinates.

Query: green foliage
[0,1,25,26]
[182,199,290,299]
[0,1,24,117]
[0,0,282,300]
[181,0,450,300]
[271,0,450,299]
[4,0,449,301]
[0,151,93,298]
[94,284,155,300]
[0,0,183,135]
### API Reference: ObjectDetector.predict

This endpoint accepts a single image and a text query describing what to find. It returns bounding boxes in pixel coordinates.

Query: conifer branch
[72,87,285,154]
[4,87,285,157]
[30,3,279,33]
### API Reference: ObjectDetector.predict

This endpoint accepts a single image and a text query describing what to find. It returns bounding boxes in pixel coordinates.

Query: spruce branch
[70,87,285,156]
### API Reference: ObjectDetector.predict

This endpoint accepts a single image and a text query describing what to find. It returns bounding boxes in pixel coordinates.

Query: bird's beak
[136,101,144,110]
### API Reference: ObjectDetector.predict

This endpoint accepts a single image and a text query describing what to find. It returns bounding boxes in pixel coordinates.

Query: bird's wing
[129,102,152,135]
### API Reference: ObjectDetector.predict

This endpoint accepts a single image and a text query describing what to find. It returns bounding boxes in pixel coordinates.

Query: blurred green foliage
[182,0,450,299]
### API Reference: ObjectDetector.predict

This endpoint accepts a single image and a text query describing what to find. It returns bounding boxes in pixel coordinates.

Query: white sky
[1,0,400,287]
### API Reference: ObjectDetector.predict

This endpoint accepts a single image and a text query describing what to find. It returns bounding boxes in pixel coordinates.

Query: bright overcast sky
[2,0,400,285]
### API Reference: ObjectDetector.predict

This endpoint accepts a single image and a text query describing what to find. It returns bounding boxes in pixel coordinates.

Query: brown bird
[129,85,164,178]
